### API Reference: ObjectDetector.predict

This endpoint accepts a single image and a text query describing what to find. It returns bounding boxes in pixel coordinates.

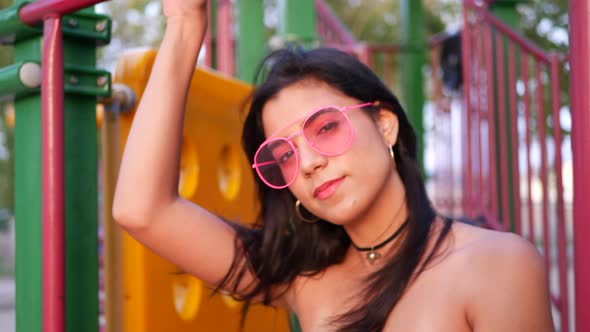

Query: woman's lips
[313,177,345,200]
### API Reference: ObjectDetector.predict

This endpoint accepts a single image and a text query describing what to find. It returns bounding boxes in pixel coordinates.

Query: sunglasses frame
[252,102,375,189]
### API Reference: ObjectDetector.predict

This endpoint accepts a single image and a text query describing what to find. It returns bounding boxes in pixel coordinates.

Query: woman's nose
[295,137,328,175]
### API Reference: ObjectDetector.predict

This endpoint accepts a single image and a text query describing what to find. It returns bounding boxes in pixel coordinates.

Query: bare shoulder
[446,221,547,292]
[445,221,554,331]
[449,221,544,268]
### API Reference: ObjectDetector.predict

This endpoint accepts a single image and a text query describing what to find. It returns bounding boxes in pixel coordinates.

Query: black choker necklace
[350,220,408,265]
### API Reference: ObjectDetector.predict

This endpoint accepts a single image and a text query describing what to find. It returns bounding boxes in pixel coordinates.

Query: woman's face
[260,80,399,225]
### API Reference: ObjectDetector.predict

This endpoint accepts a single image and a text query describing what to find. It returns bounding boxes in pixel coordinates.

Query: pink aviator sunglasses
[252,102,375,189]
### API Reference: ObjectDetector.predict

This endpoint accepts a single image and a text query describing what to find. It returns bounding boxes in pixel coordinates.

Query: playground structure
[0,0,588,332]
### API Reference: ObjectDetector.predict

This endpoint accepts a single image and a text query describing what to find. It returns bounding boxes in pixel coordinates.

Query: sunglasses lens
[303,107,352,155]
[254,107,355,188]
[254,139,298,188]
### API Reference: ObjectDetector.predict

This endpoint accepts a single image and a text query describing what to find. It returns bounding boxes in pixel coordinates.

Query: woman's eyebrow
[267,140,288,150]
[265,106,333,140]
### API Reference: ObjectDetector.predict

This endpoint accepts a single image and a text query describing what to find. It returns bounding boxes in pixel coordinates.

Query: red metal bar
[535,62,551,271]
[203,1,214,68]
[216,0,234,76]
[384,51,393,87]
[507,42,522,236]
[569,1,590,329]
[315,0,357,46]
[42,15,65,332]
[356,44,371,67]
[484,25,498,221]
[496,35,510,229]
[521,54,535,242]
[20,0,105,25]
[549,51,569,332]
[448,109,455,215]
[460,5,473,217]
[429,42,441,210]
[463,0,553,64]
[204,30,212,68]
[366,48,375,72]
[475,23,484,214]
[367,44,402,53]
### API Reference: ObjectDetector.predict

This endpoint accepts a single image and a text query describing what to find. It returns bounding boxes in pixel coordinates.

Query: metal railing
[315,0,402,89]
[316,0,574,331]
[4,1,107,332]
[461,1,571,330]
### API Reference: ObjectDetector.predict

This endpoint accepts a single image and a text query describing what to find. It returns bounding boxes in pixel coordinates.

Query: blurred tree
[0,0,14,229]
[323,0,451,44]
[518,0,568,53]
[96,0,165,69]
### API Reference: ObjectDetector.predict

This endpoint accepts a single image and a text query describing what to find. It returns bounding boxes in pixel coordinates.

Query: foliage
[0,0,14,220]
[96,0,165,69]
[322,0,451,44]
[0,0,13,67]
[0,0,573,217]
[518,0,569,53]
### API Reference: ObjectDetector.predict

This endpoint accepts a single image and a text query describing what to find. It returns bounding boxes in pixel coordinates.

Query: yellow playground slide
[112,49,290,332]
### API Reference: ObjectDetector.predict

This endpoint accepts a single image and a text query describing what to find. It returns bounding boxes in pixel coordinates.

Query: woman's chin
[316,208,362,227]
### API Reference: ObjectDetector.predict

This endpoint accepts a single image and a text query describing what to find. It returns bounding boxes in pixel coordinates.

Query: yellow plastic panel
[114,49,289,332]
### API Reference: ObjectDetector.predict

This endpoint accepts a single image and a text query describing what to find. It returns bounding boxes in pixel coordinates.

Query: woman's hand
[162,0,207,19]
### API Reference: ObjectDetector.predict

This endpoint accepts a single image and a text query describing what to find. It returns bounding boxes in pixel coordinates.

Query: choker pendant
[350,220,408,265]
[367,250,381,265]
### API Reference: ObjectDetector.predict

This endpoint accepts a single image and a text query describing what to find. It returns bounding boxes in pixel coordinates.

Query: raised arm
[112,0,246,289]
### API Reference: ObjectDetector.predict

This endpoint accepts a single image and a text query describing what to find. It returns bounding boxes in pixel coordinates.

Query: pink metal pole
[460,7,473,217]
[356,44,371,67]
[484,25,498,221]
[20,0,104,25]
[203,0,213,68]
[507,43,522,236]
[470,24,487,214]
[550,51,569,332]
[42,15,65,332]
[495,36,510,229]
[314,0,357,46]
[475,23,484,214]
[535,62,551,272]
[216,0,234,76]
[204,30,212,68]
[384,52,393,87]
[521,54,535,242]
[463,0,551,64]
[568,0,590,329]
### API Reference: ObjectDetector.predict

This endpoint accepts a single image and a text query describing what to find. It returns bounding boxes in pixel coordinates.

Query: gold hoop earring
[389,144,395,160]
[295,200,319,223]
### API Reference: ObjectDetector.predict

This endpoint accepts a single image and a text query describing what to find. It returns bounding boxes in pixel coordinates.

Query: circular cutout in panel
[217,145,241,200]
[172,275,203,321]
[178,136,199,199]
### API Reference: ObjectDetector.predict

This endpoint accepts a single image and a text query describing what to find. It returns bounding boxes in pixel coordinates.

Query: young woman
[113,0,554,331]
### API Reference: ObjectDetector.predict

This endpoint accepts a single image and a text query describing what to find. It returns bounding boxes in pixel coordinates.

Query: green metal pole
[62,23,99,331]
[278,0,316,46]
[489,0,524,232]
[237,0,265,83]
[400,0,426,170]
[277,2,317,330]
[14,53,43,332]
[12,2,99,332]
[489,0,522,29]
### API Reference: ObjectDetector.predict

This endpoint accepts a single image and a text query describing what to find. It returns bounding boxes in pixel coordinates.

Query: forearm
[113,17,206,225]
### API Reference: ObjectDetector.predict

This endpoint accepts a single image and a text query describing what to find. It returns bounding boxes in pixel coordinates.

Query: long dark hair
[218,47,452,331]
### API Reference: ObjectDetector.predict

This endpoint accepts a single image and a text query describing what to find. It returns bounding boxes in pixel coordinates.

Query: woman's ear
[376,108,399,146]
